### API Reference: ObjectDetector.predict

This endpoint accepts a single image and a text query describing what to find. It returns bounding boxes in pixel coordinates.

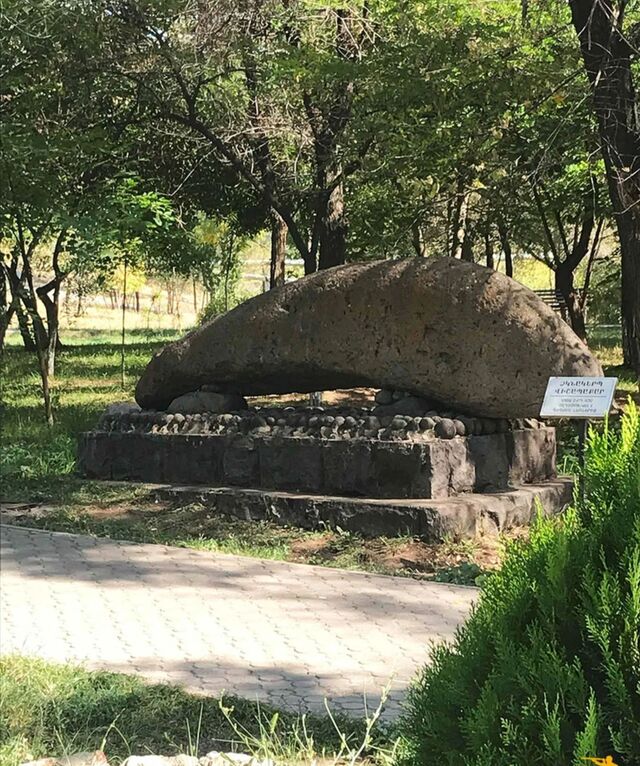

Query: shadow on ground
[1,526,476,721]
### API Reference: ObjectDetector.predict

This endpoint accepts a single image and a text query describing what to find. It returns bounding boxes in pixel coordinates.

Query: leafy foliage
[194,216,249,321]
[399,403,640,765]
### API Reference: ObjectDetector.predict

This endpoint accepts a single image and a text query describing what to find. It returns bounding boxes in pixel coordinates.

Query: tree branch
[531,183,560,266]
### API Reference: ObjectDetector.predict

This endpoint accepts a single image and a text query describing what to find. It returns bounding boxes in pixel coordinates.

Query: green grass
[4,327,186,347]
[0,340,161,501]
[587,325,638,394]
[16,505,295,560]
[0,656,391,766]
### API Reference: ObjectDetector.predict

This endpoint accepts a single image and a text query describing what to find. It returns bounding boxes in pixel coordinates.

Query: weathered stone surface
[62,758,109,766]
[22,750,272,766]
[508,427,557,484]
[374,389,394,405]
[373,395,433,417]
[20,753,110,766]
[135,258,601,417]
[167,391,247,414]
[102,401,140,418]
[122,757,198,766]
[222,435,259,485]
[201,753,274,766]
[259,437,322,491]
[96,405,533,444]
[78,427,558,499]
[435,419,457,439]
[145,478,574,540]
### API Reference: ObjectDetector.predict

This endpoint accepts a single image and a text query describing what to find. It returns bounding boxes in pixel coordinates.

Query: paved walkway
[0,525,476,719]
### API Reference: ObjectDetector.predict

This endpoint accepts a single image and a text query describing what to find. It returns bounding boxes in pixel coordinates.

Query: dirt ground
[1,491,524,586]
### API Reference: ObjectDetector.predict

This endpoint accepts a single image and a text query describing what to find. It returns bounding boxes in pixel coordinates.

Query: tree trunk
[555,263,587,340]
[37,278,63,378]
[313,9,356,271]
[451,175,470,259]
[75,287,84,316]
[21,287,54,424]
[0,263,7,329]
[15,303,36,350]
[461,232,474,263]
[484,229,494,270]
[497,219,513,277]
[412,221,427,257]
[11,218,56,423]
[3,256,35,350]
[270,210,287,288]
[36,232,67,376]
[618,214,640,371]
[0,265,18,350]
[318,171,347,270]
[568,0,640,374]
[47,289,59,379]
[36,343,54,426]
[0,301,18,350]
[21,289,48,348]
[302,250,317,275]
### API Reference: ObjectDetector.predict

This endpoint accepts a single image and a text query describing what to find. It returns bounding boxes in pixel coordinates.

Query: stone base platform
[104,478,574,540]
[78,427,557,500]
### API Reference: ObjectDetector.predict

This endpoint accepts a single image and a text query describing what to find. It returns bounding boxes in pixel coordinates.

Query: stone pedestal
[78,427,556,499]
[77,407,569,539]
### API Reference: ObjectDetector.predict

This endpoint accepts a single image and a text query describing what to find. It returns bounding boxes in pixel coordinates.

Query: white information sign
[540,376,617,419]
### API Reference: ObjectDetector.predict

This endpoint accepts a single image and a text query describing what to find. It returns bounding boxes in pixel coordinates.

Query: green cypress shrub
[399,403,640,765]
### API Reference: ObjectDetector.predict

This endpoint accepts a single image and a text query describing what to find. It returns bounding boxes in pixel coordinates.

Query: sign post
[540,376,617,503]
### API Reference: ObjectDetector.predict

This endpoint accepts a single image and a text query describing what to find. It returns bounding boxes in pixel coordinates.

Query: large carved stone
[135,258,602,417]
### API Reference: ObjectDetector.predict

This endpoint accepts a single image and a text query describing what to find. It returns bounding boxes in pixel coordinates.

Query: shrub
[399,403,640,765]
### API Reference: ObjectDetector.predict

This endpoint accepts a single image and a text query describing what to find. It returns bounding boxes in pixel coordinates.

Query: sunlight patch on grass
[0,655,389,766]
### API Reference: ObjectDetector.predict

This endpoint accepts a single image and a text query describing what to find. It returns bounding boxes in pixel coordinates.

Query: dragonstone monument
[78,258,602,539]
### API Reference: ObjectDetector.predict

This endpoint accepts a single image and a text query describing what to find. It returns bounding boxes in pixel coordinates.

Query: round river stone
[435,418,457,439]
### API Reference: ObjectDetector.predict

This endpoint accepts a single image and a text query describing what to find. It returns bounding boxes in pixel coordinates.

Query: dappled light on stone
[135,258,602,419]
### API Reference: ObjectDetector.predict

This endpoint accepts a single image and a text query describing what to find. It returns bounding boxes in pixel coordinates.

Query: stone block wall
[78,428,556,499]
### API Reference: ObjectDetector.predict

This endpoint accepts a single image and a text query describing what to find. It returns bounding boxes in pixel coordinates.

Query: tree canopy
[1,0,638,422]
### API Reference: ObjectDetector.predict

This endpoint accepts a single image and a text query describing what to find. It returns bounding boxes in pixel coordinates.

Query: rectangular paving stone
[0,524,476,720]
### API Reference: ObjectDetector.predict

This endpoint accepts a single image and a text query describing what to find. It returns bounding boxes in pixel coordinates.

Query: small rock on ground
[122,756,199,766]
[200,753,275,766]
[21,752,108,766]
[23,752,277,766]
[167,391,248,414]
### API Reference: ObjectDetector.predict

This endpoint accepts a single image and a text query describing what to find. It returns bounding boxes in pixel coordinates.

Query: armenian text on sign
[540,377,617,419]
